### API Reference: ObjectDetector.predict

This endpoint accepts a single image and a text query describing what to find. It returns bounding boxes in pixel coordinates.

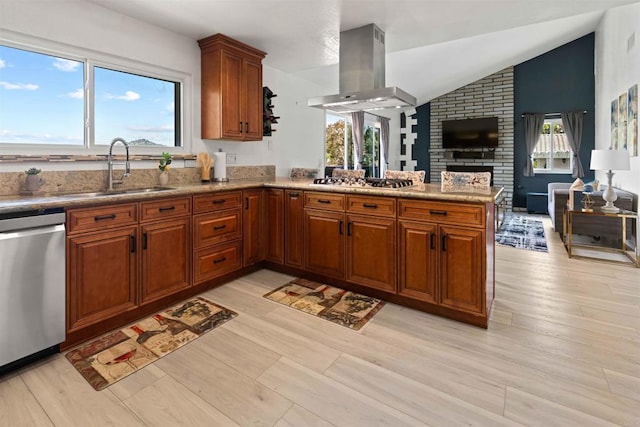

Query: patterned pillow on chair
[384,170,426,184]
[332,169,365,179]
[440,171,491,194]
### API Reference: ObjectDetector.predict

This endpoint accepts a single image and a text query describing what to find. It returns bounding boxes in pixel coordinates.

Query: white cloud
[0,81,39,90]
[68,88,84,99]
[0,59,5,69]
[53,58,80,72]
[127,125,174,133]
[107,91,141,101]
[166,102,175,113]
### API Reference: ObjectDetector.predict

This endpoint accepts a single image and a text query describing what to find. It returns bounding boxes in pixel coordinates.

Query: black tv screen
[442,117,499,148]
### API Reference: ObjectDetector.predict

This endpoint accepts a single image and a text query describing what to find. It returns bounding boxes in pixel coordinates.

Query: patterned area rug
[496,215,548,252]
[263,278,385,331]
[66,297,237,391]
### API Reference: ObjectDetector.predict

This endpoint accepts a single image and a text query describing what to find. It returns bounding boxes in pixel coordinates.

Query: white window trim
[532,118,573,175]
[0,30,192,156]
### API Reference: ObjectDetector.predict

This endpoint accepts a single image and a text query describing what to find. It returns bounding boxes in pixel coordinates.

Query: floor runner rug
[496,215,548,252]
[66,297,237,391]
[263,278,385,331]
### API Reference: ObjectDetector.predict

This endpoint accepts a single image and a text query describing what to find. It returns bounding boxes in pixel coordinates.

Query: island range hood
[308,24,416,114]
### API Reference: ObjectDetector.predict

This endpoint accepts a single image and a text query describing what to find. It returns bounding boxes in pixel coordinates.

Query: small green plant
[25,168,41,175]
[158,152,172,171]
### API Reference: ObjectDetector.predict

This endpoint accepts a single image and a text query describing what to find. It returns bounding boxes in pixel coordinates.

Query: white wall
[595,3,640,196]
[0,0,330,177]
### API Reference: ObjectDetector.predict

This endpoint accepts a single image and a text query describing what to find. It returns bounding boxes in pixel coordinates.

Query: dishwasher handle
[0,223,65,241]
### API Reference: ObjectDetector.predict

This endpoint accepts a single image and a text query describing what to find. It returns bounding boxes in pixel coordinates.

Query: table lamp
[589,149,630,213]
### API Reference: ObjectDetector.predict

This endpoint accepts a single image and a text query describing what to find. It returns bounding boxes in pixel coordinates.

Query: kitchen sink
[59,186,175,198]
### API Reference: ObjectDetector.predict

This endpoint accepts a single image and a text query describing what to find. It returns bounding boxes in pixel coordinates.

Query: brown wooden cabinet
[284,190,304,268]
[192,191,243,285]
[304,209,345,279]
[243,189,264,266]
[265,188,284,263]
[398,220,438,304]
[398,199,487,315]
[66,204,138,332]
[198,34,266,141]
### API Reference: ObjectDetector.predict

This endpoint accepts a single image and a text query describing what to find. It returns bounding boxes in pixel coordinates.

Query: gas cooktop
[312,177,415,189]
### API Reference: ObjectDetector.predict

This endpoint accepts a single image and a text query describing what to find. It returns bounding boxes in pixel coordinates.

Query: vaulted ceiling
[88,0,639,104]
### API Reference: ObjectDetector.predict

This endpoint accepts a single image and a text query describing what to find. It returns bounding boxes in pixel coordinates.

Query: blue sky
[0,45,176,146]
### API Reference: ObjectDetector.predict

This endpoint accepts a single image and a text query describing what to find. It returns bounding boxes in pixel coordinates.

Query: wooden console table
[563,206,639,267]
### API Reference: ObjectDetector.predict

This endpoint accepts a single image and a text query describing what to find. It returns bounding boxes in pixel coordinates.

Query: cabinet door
[265,189,284,263]
[304,209,345,279]
[140,217,191,305]
[398,220,438,303]
[243,189,264,266]
[243,58,263,140]
[284,190,304,268]
[346,214,396,293]
[67,226,137,331]
[220,50,244,140]
[439,226,484,314]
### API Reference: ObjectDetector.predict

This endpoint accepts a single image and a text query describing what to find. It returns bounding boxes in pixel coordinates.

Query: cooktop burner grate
[312,177,415,188]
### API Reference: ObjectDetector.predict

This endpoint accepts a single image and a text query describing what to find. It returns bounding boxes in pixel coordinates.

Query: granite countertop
[0,177,504,215]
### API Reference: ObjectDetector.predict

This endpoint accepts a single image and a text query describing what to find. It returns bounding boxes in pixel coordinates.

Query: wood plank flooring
[1,218,638,426]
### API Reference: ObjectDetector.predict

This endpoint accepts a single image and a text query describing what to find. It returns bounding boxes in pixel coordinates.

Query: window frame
[0,33,190,155]
[532,117,573,175]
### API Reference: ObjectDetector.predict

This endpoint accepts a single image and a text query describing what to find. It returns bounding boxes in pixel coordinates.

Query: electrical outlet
[226,153,237,164]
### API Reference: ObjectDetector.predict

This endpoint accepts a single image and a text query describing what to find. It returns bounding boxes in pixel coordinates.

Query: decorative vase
[25,175,42,192]
[158,171,169,186]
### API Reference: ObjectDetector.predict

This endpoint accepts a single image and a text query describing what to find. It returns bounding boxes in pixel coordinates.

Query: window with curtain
[324,112,382,177]
[531,118,573,173]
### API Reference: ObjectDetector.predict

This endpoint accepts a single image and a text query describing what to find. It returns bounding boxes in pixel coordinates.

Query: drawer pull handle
[212,199,226,204]
[213,225,227,231]
[441,235,447,251]
[94,214,116,221]
[142,233,148,250]
[363,203,377,209]
[159,206,176,212]
[347,222,352,236]
[130,235,136,253]
[318,199,331,204]
[430,210,448,216]
[430,234,435,250]
[339,220,344,235]
[245,197,249,210]
[213,257,227,264]
[245,122,249,133]
[239,121,243,132]
[289,192,300,197]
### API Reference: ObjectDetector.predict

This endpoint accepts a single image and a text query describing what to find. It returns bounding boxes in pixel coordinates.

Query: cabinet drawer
[140,197,191,222]
[346,195,396,218]
[193,240,242,284]
[304,192,345,211]
[193,191,242,213]
[193,208,242,249]
[398,199,485,227]
[66,203,137,234]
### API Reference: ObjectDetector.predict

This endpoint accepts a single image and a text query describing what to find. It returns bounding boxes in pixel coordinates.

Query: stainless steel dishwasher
[0,208,66,372]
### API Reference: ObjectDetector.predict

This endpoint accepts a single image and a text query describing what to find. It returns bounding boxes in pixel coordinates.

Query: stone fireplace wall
[430,67,515,209]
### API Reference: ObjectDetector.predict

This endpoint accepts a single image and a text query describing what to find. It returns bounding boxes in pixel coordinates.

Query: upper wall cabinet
[198,34,266,141]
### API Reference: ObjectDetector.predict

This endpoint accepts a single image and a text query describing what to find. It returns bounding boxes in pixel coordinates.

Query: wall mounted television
[442,117,499,149]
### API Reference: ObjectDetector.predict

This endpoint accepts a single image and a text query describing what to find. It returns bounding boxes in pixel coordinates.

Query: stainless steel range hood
[308,24,416,114]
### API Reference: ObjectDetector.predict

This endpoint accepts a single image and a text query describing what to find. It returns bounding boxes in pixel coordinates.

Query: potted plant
[158,152,172,185]
[25,168,43,191]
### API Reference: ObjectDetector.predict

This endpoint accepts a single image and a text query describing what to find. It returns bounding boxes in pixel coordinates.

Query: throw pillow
[568,178,584,209]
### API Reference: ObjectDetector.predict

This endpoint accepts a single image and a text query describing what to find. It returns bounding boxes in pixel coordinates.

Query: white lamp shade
[590,149,630,171]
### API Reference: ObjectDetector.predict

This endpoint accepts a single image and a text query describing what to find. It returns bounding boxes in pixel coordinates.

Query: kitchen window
[324,112,383,178]
[532,118,573,173]
[0,42,183,150]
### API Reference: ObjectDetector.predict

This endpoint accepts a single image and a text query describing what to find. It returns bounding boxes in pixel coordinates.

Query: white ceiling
[87,0,639,103]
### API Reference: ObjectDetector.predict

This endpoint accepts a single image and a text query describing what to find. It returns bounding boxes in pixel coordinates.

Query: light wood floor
[1,218,639,426]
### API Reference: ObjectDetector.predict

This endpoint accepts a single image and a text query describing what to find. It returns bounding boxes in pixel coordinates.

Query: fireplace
[446,165,494,185]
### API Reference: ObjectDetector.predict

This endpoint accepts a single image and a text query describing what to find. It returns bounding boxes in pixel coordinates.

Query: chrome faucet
[107,137,131,191]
